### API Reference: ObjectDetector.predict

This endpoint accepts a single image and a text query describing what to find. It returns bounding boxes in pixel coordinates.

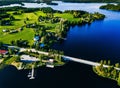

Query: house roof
[20,55,40,62]
[0,50,8,54]
[34,36,40,41]
[40,43,44,47]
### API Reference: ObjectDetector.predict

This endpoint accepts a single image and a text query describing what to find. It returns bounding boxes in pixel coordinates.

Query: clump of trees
[92,12,105,20]
[60,0,120,3]
[64,10,105,25]
[0,13,15,26]
[23,49,64,68]
[100,4,120,11]
[10,39,29,47]
[0,6,40,13]
[40,7,54,13]
[0,13,10,20]
[0,19,11,26]
[0,42,3,48]
[64,10,88,18]
[93,60,120,86]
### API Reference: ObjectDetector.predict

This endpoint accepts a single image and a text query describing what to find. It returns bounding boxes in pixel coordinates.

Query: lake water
[50,1,120,62]
[12,1,120,62]
[0,1,120,88]
[0,62,119,88]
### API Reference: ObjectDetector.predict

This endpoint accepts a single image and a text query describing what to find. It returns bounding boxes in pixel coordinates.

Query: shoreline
[93,63,120,86]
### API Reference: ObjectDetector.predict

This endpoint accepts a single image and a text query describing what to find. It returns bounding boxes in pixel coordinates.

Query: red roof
[0,50,8,54]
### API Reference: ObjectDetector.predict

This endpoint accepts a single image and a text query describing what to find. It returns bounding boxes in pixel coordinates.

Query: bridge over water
[19,48,120,70]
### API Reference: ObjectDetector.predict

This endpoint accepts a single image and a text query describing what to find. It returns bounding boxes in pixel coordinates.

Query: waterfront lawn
[0,56,17,69]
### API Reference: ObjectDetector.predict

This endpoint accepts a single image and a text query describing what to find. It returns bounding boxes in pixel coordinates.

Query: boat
[27,71,31,78]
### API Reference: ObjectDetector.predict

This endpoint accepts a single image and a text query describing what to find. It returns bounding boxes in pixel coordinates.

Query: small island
[100,4,120,11]
[0,6,105,71]
[93,60,120,86]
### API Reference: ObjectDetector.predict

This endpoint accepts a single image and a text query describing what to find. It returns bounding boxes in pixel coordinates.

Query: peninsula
[93,60,120,86]
[0,6,105,70]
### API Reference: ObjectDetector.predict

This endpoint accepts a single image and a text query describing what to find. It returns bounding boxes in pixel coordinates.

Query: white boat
[27,71,31,78]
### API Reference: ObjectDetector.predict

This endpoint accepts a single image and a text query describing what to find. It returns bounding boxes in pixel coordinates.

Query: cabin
[0,50,8,55]
[46,59,54,68]
[34,36,40,41]
[2,29,9,32]
[40,43,45,48]
[0,50,8,58]
[31,24,36,28]
[9,30,18,34]
[20,55,40,62]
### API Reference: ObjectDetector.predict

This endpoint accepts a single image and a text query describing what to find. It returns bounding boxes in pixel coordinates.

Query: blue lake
[0,1,120,88]
[50,2,120,62]
[18,1,120,62]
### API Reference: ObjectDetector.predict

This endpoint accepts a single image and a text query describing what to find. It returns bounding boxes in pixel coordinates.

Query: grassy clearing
[34,11,46,16]
[0,56,16,69]
[0,8,103,45]
[54,13,80,22]
[0,28,35,45]
[0,11,62,44]
[0,12,40,44]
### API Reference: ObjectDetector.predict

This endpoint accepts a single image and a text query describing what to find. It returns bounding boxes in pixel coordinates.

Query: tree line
[100,4,120,11]
[56,0,120,3]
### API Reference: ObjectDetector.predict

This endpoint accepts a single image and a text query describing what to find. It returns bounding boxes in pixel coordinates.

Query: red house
[0,50,8,55]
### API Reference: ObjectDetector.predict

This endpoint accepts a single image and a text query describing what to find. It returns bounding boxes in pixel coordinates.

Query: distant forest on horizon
[0,0,120,6]
[55,0,120,3]
[0,0,120,2]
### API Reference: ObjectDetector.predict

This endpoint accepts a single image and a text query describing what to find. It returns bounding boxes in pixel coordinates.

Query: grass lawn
[0,9,81,45]
[54,13,80,22]
[0,56,16,69]
[0,11,42,45]
[0,28,35,45]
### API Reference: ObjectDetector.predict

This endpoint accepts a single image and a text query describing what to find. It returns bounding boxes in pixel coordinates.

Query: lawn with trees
[0,7,105,49]
[0,6,105,70]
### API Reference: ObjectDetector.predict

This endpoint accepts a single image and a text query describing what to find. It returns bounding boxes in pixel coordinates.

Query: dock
[28,66,35,80]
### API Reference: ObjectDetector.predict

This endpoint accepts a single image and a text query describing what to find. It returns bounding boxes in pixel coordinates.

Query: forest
[56,0,120,3]
[100,4,120,11]
[0,0,120,6]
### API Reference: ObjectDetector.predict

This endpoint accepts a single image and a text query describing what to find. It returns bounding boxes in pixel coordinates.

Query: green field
[0,7,105,46]
[0,11,54,44]
[0,10,76,44]
[0,28,35,45]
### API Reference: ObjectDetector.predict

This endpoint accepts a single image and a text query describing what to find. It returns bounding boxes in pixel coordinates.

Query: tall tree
[118,73,120,86]
[0,42,3,48]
